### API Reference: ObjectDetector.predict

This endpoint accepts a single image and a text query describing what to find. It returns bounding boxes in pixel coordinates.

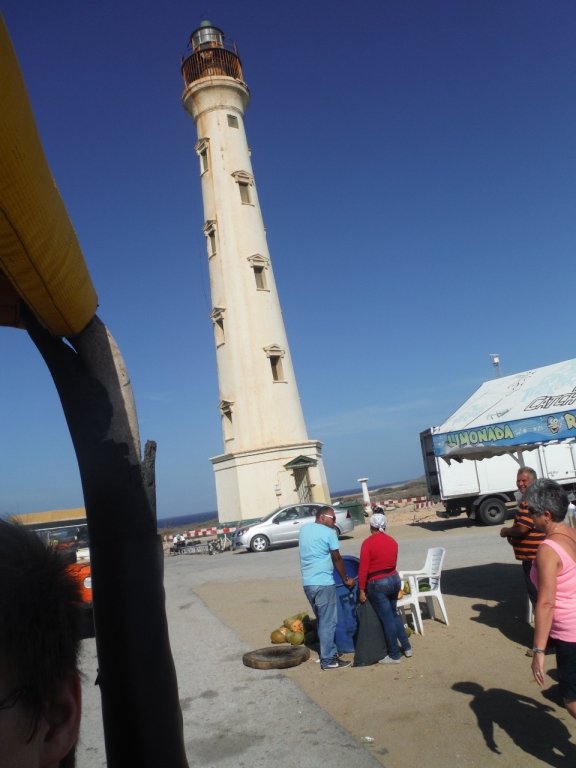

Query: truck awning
[431,358,576,460]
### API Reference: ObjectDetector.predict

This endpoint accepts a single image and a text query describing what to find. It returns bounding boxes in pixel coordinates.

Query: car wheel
[242,645,310,669]
[478,498,507,526]
[250,534,269,553]
[334,526,342,537]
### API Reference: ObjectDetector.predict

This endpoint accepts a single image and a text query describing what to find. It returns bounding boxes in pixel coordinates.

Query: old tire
[242,645,310,670]
[250,534,269,553]
[478,498,507,526]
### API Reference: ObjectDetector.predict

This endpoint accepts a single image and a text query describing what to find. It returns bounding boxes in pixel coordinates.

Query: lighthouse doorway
[294,468,312,503]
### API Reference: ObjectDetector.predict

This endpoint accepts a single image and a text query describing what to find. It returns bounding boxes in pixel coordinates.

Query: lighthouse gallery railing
[181,48,243,86]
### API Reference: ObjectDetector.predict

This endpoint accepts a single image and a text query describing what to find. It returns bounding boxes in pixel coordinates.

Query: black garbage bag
[353,600,387,666]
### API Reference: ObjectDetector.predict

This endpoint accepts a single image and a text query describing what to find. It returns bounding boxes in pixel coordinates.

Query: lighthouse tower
[181,22,330,522]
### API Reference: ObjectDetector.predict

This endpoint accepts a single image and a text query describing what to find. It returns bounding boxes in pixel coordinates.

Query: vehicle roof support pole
[539,445,548,478]
[25,309,189,768]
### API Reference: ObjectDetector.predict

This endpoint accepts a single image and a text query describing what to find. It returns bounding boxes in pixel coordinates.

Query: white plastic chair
[396,577,424,634]
[399,547,449,629]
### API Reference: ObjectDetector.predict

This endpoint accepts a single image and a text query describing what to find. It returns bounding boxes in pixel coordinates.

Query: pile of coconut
[270,612,318,646]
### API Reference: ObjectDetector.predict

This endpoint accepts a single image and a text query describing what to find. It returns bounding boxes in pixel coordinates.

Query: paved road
[163,516,516,588]
[76,517,516,767]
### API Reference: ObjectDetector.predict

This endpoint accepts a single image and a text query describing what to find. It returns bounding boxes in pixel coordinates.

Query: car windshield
[257,508,282,523]
[36,525,90,550]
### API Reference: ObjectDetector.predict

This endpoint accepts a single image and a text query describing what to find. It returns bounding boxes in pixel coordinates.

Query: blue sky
[1,0,575,517]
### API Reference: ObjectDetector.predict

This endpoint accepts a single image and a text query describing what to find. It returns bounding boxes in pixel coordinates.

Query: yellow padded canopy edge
[0,14,97,336]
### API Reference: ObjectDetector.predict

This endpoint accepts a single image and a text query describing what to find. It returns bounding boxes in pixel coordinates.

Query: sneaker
[322,659,352,670]
[403,649,413,658]
[315,653,343,663]
[378,656,402,665]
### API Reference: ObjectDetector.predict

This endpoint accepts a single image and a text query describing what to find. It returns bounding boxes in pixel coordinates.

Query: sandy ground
[195,521,576,768]
[77,512,576,767]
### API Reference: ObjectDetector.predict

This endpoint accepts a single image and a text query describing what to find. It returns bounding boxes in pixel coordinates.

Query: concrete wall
[211,441,331,523]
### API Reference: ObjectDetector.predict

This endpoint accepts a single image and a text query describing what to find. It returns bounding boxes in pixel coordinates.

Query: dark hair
[523,478,569,522]
[315,506,333,518]
[517,467,537,480]
[0,520,83,753]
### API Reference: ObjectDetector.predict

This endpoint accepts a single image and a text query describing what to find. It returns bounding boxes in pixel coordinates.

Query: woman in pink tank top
[524,478,576,721]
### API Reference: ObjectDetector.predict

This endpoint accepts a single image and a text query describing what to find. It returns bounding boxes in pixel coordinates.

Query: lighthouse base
[210,440,330,523]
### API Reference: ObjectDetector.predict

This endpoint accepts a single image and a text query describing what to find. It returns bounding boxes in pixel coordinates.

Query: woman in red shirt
[358,513,412,663]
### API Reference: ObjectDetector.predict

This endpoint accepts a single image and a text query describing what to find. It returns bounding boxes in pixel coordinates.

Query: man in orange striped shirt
[500,467,545,608]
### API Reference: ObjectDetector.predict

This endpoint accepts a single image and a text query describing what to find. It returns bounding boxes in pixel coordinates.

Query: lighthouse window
[227,114,239,128]
[223,410,233,441]
[239,182,251,204]
[270,355,285,382]
[253,266,267,290]
[207,230,216,255]
[214,318,225,346]
[195,138,210,174]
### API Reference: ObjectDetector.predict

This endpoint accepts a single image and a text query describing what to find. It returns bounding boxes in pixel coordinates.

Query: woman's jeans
[304,584,337,668]
[367,573,411,661]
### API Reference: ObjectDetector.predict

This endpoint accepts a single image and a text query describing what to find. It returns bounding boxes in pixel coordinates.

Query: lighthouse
[181,21,330,522]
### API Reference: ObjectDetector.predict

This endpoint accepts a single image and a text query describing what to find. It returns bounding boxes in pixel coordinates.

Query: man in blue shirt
[299,506,355,670]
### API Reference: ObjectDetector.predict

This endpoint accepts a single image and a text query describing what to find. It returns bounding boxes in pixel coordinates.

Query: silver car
[231,503,355,553]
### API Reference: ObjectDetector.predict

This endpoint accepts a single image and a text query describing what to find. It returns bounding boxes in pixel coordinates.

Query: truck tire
[478,498,507,526]
[242,646,310,670]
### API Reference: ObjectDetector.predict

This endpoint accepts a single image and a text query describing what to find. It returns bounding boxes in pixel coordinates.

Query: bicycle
[175,538,227,556]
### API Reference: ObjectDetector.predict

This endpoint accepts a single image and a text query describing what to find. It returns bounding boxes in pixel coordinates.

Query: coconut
[270,630,286,644]
[283,612,310,629]
[288,631,305,646]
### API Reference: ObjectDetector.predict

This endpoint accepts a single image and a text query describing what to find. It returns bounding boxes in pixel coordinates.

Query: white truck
[420,430,576,525]
[420,358,576,525]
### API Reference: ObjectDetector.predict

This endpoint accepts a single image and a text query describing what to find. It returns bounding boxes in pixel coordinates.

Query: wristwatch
[532,647,545,654]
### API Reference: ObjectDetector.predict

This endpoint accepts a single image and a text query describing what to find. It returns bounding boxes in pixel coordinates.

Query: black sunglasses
[0,688,26,712]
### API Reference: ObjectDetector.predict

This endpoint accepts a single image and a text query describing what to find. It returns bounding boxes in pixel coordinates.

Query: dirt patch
[195,565,576,768]
[380,503,445,526]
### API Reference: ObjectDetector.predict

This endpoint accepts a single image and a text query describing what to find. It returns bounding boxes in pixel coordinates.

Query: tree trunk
[26,311,189,768]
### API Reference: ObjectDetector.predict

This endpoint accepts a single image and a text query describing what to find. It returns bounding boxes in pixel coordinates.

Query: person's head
[369,512,387,534]
[523,478,569,524]
[0,520,83,767]
[316,506,336,527]
[517,467,537,494]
